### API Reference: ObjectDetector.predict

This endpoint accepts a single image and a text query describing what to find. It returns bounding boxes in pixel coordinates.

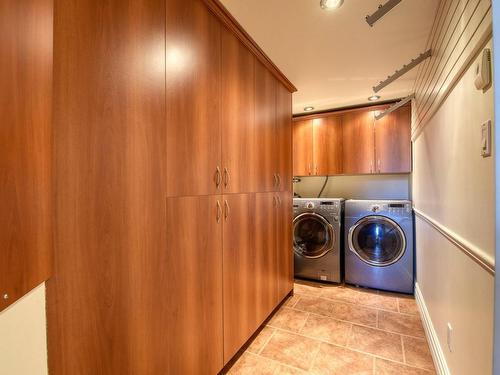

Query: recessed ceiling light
[368,95,381,101]
[304,106,315,112]
[320,0,344,10]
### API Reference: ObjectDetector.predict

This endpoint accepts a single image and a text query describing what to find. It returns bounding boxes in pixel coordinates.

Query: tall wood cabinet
[293,104,411,176]
[47,0,295,374]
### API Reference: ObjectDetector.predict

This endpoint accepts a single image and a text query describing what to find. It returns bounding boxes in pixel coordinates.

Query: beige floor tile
[378,310,425,338]
[294,281,324,297]
[356,289,399,311]
[329,300,378,327]
[284,294,301,308]
[299,314,352,346]
[320,286,359,303]
[260,330,321,370]
[375,358,434,374]
[403,336,435,370]
[398,298,419,315]
[347,325,403,362]
[294,296,333,316]
[310,342,374,375]
[248,326,276,354]
[274,364,308,374]
[229,352,277,375]
[269,307,309,333]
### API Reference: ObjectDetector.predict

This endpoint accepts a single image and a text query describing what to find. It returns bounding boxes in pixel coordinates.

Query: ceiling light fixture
[304,106,315,112]
[320,0,344,10]
[368,95,381,101]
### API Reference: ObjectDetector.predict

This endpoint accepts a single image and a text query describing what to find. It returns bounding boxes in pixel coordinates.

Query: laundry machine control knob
[371,205,380,212]
[306,202,315,209]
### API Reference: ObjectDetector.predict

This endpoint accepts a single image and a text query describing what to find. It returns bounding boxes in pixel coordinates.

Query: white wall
[0,284,48,375]
[413,33,495,375]
[293,174,411,200]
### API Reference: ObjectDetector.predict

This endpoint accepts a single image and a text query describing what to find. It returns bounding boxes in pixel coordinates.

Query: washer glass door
[348,215,406,266]
[293,213,334,259]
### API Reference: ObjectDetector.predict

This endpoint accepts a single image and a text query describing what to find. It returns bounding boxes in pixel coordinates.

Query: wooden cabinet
[293,119,313,176]
[221,28,256,194]
[166,0,222,197]
[166,196,223,374]
[293,104,411,176]
[374,105,411,173]
[48,0,294,373]
[276,191,293,301]
[342,110,376,174]
[255,61,277,192]
[223,193,257,362]
[0,0,53,312]
[313,116,343,175]
[276,83,293,191]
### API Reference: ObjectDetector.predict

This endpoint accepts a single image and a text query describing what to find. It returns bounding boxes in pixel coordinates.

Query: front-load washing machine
[293,198,344,283]
[344,200,414,294]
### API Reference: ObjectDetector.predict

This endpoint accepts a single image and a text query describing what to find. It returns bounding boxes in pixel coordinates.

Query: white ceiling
[220,0,440,114]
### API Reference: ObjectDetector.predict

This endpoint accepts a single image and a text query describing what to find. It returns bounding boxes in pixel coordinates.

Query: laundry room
[0,1,498,375]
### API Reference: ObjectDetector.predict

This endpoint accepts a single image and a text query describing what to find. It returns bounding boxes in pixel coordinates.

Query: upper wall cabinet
[0,0,53,312]
[342,109,375,174]
[374,104,411,174]
[166,0,222,197]
[276,83,293,192]
[293,104,411,176]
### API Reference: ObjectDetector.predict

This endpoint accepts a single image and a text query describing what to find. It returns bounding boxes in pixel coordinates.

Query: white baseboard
[414,282,450,375]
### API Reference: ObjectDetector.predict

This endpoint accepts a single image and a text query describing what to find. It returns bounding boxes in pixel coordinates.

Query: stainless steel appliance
[293,198,344,283]
[344,200,414,294]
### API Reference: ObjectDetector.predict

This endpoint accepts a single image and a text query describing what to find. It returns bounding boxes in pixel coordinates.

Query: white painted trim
[413,207,495,275]
[415,282,450,375]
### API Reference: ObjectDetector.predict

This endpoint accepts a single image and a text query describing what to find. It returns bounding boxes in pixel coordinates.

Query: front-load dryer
[344,200,414,294]
[293,198,344,283]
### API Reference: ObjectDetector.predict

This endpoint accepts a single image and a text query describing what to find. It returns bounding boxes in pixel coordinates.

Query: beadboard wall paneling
[411,0,492,139]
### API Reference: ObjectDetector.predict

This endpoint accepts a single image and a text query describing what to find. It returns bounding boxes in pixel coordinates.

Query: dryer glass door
[293,213,334,259]
[348,215,406,266]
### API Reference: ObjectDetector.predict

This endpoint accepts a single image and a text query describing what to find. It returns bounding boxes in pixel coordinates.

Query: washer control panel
[368,203,411,215]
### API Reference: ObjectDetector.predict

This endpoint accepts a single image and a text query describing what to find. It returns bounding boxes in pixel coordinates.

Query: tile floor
[228,280,436,375]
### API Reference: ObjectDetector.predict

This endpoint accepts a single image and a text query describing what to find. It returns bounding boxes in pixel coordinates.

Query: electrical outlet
[447,323,453,352]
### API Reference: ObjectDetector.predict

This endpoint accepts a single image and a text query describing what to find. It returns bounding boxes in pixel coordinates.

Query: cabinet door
[276,83,293,191]
[375,105,411,173]
[166,0,221,197]
[223,193,257,363]
[276,191,293,301]
[292,120,313,176]
[166,196,223,374]
[255,192,279,322]
[342,110,375,174]
[221,28,256,193]
[312,116,343,175]
[255,60,277,192]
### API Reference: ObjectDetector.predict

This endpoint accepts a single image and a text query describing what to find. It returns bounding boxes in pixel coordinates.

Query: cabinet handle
[273,173,278,187]
[216,200,221,223]
[370,161,373,173]
[308,163,312,175]
[215,166,221,188]
[315,165,318,175]
[223,167,230,187]
[277,173,281,187]
[277,195,281,206]
[224,200,230,220]
[378,160,381,173]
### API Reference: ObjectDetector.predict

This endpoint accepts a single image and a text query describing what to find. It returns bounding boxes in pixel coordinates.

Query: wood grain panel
[412,0,492,138]
[166,0,222,197]
[276,83,293,191]
[0,0,53,312]
[374,105,411,173]
[166,196,223,374]
[221,28,257,193]
[292,120,313,176]
[276,191,293,301]
[223,193,257,363]
[47,0,168,373]
[312,116,343,176]
[255,192,278,322]
[255,60,277,192]
[342,110,375,174]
